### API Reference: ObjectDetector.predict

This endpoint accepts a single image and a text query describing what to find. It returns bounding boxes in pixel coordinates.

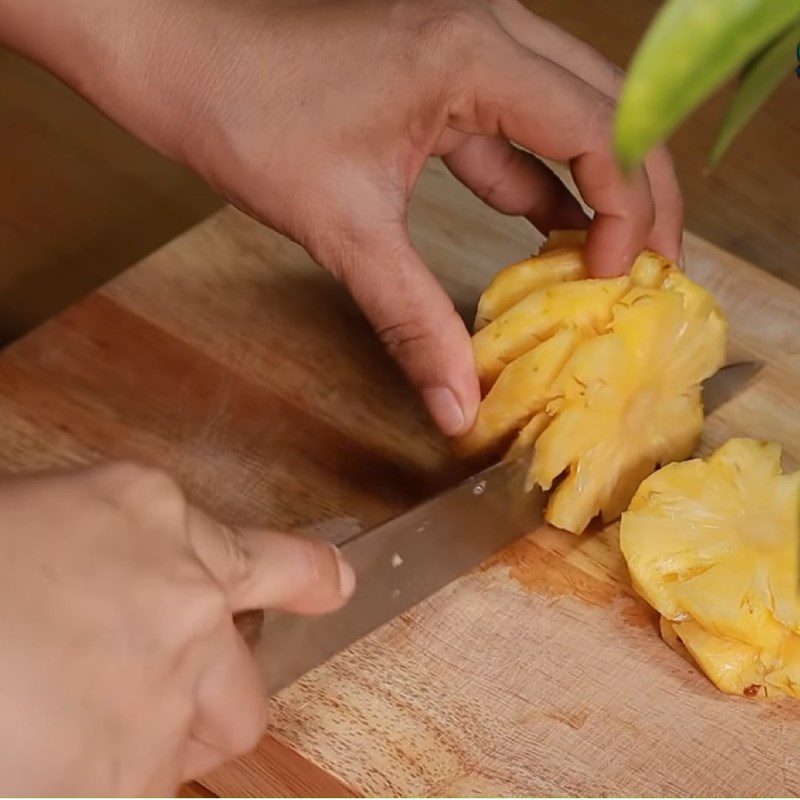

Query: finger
[488,0,684,260]
[451,40,655,276]
[639,146,684,262]
[186,506,355,614]
[183,627,266,781]
[571,146,654,277]
[332,226,480,436]
[442,133,588,233]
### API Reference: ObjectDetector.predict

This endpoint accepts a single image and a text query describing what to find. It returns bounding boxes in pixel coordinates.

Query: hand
[0,0,683,436]
[0,462,354,795]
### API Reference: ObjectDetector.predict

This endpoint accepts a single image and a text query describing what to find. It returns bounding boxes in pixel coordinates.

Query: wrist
[0,0,211,163]
[0,1,120,97]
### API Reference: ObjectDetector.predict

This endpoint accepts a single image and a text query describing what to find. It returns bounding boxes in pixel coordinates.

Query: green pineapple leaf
[614,0,800,171]
[710,22,800,165]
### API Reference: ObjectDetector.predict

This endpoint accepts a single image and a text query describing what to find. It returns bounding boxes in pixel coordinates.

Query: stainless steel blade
[703,360,763,414]
[241,359,762,695]
[250,455,544,695]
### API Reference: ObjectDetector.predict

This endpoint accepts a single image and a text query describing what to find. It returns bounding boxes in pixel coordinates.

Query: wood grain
[203,735,357,798]
[0,159,798,795]
[178,781,217,798]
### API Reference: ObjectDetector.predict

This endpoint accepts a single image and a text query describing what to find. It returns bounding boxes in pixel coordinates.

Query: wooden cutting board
[0,160,798,796]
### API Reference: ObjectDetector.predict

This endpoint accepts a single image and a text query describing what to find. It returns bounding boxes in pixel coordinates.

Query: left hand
[0,0,683,437]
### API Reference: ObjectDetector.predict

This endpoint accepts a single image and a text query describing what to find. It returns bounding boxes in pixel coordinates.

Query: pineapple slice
[621,439,800,699]
[457,328,580,458]
[538,229,588,253]
[472,276,630,390]
[460,233,726,534]
[531,271,725,532]
[474,231,587,331]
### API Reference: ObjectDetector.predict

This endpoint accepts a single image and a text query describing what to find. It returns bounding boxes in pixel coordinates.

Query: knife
[240,360,763,695]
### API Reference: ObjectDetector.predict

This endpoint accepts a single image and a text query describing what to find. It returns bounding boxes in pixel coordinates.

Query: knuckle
[301,209,389,285]
[410,1,471,41]
[472,148,516,207]
[308,228,358,284]
[215,522,254,589]
[409,0,498,66]
[588,96,616,146]
[478,175,507,209]
[312,221,405,292]
[377,316,433,360]
[436,2,486,45]
[96,461,186,521]
[128,465,183,505]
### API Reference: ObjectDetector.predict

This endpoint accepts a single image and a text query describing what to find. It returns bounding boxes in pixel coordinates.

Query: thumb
[334,227,479,436]
[186,506,356,614]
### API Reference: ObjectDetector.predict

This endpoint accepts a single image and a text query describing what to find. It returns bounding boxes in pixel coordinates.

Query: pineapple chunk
[621,439,800,699]
[457,328,580,458]
[460,232,726,534]
[538,229,588,253]
[474,245,586,332]
[473,277,630,390]
[504,412,550,462]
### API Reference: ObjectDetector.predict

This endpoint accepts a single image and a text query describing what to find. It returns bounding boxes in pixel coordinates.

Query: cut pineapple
[457,328,579,457]
[474,232,587,331]
[538,229,588,253]
[459,232,727,534]
[621,439,800,699]
[472,276,630,390]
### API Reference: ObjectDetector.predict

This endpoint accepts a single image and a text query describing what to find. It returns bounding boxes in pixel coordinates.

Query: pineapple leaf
[614,0,800,171]
[710,22,800,166]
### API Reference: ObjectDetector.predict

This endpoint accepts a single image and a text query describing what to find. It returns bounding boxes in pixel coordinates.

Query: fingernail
[423,386,466,436]
[330,544,356,598]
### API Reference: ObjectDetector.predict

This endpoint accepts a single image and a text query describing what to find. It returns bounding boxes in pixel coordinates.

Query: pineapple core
[458,231,727,534]
[621,439,800,699]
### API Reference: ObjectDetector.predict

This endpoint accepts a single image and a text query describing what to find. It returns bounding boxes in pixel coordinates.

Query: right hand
[0,461,355,796]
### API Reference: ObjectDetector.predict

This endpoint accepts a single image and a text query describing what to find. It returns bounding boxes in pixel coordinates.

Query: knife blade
[702,359,762,415]
[243,360,762,695]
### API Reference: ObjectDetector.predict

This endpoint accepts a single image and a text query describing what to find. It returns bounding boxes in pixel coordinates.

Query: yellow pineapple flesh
[459,231,727,534]
[620,439,800,699]
[474,231,587,331]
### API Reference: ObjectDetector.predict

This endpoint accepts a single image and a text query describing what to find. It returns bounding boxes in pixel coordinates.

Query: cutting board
[0,160,798,796]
